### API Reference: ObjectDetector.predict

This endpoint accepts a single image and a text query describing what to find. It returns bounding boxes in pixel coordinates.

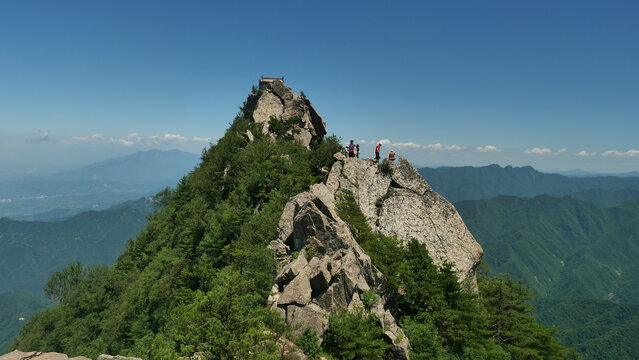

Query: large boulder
[250,77,327,148]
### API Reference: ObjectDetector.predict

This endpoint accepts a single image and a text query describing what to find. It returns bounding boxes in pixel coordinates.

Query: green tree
[322,306,390,359]
[44,262,86,303]
[297,327,321,360]
[479,271,577,359]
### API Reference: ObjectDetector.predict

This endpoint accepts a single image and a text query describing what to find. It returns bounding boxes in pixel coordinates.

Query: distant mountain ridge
[456,195,639,301]
[0,198,153,295]
[0,149,199,220]
[418,164,639,203]
[456,194,639,358]
[0,198,154,352]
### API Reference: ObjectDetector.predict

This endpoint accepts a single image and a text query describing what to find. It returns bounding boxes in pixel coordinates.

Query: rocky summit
[268,155,484,359]
[249,77,327,148]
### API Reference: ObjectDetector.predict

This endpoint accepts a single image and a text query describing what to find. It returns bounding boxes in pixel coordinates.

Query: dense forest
[12,89,577,359]
[457,195,639,358]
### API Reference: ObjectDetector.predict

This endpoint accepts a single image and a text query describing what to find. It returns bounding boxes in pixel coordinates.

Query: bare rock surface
[0,351,90,360]
[250,77,327,148]
[0,351,141,360]
[268,155,484,358]
[268,183,411,359]
[327,156,483,285]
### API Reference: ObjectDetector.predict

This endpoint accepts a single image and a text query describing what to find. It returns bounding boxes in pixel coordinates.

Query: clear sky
[1,0,638,178]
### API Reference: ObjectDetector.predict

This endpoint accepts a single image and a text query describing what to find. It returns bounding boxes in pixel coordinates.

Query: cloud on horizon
[474,145,501,153]
[524,147,552,155]
[577,150,597,157]
[68,133,216,147]
[602,149,639,157]
[374,139,464,152]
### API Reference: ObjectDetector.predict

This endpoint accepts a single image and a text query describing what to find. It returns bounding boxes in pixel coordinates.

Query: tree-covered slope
[0,201,152,295]
[418,164,639,203]
[456,195,639,359]
[456,195,639,301]
[533,298,639,360]
[11,95,343,358]
[11,85,576,360]
[0,292,50,353]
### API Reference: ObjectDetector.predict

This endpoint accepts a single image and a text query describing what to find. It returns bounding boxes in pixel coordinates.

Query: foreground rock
[326,157,483,286]
[0,352,140,360]
[249,77,327,148]
[0,351,90,360]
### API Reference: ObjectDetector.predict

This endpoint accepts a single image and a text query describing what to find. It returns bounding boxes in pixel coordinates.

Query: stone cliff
[268,154,484,359]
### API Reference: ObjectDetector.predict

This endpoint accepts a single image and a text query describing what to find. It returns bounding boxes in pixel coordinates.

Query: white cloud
[554,148,567,155]
[577,150,597,157]
[370,139,465,152]
[70,133,214,146]
[524,147,552,155]
[602,149,639,157]
[38,130,49,141]
[474,145,501,153]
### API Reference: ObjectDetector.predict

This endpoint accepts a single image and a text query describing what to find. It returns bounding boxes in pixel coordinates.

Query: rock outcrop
[249,77,327,148]
[0,351,90,360]
[0,351,141,360]
[268,183,411,359]
[326,157,483,285]
[268,155,483,359]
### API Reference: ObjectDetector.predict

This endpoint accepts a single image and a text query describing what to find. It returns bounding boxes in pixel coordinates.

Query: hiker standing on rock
[348,140,356,158]
[356,144,360,158]
[388,149,397,161]
[375,143,382,162]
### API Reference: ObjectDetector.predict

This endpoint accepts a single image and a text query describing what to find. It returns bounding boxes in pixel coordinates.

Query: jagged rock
[278,267,313,306]
[328,155,483,285]
[276,253,309,286]
[0,351,90,360]
[276,337,308,360]
[249,77,327,148]
[285,303,329,338]
[269,183,411,358]
[269,153,483,359]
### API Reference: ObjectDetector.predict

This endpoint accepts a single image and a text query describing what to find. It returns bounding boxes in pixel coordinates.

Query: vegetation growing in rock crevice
[335,189,580,359]
[12,87,342,359]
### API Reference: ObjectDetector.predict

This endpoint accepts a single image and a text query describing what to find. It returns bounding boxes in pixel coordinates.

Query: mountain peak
[248,76,327,148]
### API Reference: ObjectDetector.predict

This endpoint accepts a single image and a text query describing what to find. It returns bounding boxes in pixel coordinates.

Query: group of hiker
[346,140,396,162]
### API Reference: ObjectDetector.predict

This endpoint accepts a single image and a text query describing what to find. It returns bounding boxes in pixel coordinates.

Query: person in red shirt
[388,149,396,161]
[375,143,382,161]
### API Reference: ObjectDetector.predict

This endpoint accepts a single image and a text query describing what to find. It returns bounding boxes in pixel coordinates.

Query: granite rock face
[0,351,142,360]
[268,183,411,359]
[250,77,327,148]
[268,156,484,358]
[0,351,90,360]
[326,157,483,285]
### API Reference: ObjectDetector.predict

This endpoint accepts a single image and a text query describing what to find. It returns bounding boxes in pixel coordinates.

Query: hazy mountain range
[418,164,639,203]
[0,197,154,352]
[417,164,639,358]
[0,149,200,221]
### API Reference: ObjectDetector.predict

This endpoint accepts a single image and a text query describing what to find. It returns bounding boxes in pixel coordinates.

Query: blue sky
[1,0,638,177]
